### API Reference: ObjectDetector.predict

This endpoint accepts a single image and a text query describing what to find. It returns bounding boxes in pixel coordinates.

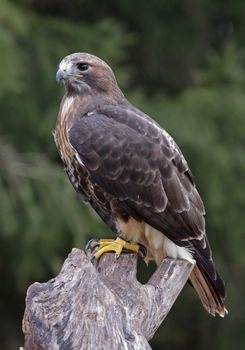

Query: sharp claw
[85,237,143,263]
[91,255,99,268]
[85,238,100,253]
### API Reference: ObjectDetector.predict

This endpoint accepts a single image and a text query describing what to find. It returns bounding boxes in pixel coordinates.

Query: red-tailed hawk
[54,52,227,317]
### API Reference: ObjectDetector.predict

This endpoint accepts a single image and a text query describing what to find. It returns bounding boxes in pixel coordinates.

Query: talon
[91,255,99,268]
[85,238,100,254]
[87,237,141,261]
[85,238,100,253]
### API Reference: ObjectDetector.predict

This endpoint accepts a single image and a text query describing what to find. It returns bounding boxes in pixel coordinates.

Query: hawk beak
[56,69,66,83]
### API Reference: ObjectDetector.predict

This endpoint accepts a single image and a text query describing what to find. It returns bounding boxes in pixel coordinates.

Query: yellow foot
[87,237,145,260]
[91,238,141,260]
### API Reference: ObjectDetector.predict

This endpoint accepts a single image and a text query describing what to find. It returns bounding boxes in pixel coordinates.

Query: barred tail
[189,265,228,317]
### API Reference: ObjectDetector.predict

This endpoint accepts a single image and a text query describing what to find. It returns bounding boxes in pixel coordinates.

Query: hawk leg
[86,237,146,260]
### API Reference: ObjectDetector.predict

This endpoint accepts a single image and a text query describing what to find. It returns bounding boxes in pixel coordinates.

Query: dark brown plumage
[54,52,227,317]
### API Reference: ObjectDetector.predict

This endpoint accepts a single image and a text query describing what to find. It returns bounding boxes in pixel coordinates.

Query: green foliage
[0,1,245,349]
[0,139,96,287]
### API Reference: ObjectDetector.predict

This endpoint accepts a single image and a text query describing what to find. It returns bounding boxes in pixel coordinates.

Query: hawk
[54,52,227,317]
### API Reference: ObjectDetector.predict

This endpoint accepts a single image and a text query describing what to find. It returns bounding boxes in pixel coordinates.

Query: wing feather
[69,107,205,242]
[69,106,226,301]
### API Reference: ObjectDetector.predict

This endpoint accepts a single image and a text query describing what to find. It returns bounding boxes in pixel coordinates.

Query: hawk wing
[69,106,205,240]
[69,105,225,298]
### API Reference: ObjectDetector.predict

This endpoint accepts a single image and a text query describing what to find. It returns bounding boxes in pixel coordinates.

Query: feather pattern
[69,107,227,313]
[55,52,227,317]
[69,109,205,239]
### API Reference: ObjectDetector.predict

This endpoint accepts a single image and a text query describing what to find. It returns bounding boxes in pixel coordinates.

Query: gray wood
[22,249,194,350]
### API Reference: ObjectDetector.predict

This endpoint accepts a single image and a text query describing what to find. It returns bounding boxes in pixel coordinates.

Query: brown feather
[55,52,227,317]
[190,266,228,317]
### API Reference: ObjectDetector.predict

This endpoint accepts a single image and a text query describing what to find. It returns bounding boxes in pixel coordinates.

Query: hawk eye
[77,63,89,72]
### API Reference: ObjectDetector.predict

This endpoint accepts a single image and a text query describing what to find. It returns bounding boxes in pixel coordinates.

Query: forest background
[0,0,244,349]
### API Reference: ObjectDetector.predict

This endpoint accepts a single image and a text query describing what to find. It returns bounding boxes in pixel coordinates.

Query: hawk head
[56,52,124,100]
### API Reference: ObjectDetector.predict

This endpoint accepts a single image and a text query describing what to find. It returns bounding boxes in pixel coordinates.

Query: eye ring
[77,63,89,72]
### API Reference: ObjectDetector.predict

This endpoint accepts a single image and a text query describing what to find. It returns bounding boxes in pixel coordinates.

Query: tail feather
[189,265,228,317]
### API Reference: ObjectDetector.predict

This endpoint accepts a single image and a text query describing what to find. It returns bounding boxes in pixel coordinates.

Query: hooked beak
[56,69,66,83]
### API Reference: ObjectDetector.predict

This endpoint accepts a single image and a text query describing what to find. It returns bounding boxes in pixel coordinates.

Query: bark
[22,249,194,350]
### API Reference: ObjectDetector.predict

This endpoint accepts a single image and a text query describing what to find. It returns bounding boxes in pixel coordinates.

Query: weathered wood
[22,249,194,350]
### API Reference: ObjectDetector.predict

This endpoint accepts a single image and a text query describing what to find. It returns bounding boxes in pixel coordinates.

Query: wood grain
[22,249,194,350]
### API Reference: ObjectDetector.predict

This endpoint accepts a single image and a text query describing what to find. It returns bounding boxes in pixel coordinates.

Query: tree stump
[22,249,194,350]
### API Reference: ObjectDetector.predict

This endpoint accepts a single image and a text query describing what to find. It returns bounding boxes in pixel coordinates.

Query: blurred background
[0,0,244,349]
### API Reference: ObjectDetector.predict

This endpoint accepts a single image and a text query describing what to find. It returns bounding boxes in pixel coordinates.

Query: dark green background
[0,0,244,348]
